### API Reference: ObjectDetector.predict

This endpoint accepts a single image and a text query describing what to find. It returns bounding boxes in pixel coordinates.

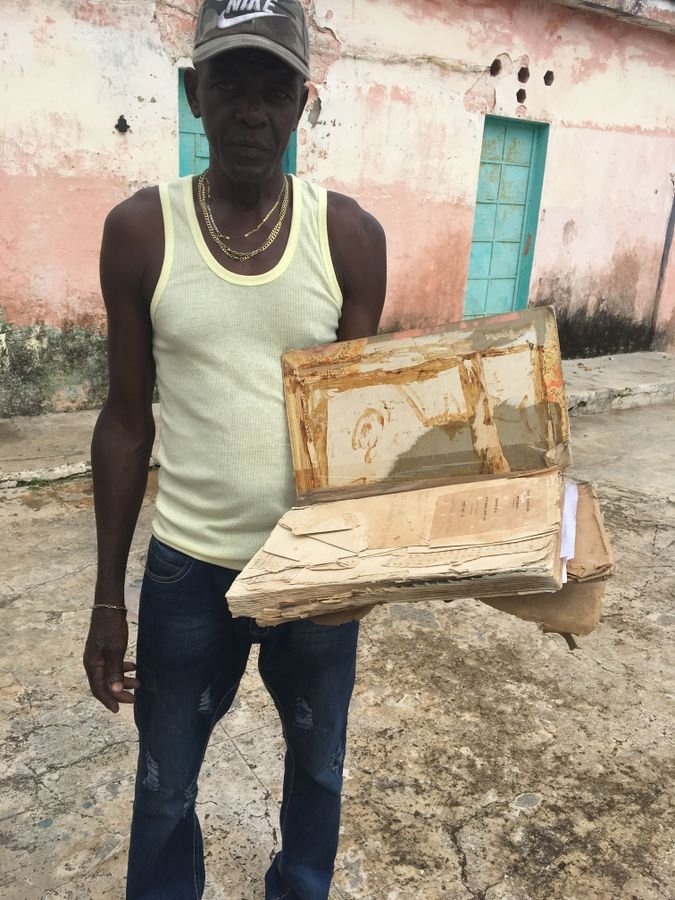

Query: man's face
[186,48,307,183]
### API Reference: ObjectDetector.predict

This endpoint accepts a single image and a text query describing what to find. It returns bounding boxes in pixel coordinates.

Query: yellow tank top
[150,175,342,570]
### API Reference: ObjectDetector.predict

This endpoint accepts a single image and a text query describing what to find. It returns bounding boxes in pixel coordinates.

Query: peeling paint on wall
[552,0,675,35]
[154,0,200,62]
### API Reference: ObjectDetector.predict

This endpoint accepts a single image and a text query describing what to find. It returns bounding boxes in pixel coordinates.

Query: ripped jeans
[126,537,359,900]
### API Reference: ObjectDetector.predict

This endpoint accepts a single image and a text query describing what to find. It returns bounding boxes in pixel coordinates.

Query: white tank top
[150,175,342,570]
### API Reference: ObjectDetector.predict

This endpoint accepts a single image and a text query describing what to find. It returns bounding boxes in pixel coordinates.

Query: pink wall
[0,174,128,328]
[1,0,674,351]
[0,0,188,329]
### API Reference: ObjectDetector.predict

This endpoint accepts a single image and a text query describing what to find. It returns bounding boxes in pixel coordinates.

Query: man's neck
[206,165,287,214]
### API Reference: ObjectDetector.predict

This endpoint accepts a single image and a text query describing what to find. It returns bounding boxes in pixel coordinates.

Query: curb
[0,461,93,490]
[566,382,675,416]
[1,457,160,491]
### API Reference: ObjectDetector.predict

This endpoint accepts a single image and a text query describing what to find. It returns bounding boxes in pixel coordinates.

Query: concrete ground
[1,402,674,899]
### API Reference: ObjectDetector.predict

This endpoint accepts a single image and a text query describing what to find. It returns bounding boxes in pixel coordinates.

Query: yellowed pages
[227,469,564,625]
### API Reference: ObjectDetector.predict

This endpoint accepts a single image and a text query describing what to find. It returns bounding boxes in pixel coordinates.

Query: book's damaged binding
[226,307,613,634]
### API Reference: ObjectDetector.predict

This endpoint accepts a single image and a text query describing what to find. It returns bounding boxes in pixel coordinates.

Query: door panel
[504,129,533,165]
[476,163,501,202]
[498,165,529,203]
[495,205,525,241]
[469,242,493,278]
[471,204,496,240]
[485,279,516,314]
[464,117,548,318]
[490,242,520,278]
[482,123,506,161]
[465,279,489,317]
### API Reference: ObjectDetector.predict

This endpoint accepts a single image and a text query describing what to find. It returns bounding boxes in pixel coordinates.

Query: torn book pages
[227,469,565,626]
[566,482,614,582]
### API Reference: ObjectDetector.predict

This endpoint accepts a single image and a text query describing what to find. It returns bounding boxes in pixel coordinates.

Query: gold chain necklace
[201,173,286,240]
[197,172,289,262]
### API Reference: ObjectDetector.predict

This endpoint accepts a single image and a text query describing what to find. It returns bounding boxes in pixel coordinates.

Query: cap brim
[192,33,310,81]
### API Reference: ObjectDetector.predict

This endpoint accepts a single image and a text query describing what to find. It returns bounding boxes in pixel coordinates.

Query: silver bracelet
[92,603,127,613]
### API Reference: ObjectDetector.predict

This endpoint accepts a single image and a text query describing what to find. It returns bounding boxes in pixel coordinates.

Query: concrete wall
[1,0,674,414]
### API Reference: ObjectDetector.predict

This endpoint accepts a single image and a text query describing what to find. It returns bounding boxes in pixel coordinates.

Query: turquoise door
[178,70,297,176]
[464,117,548,317]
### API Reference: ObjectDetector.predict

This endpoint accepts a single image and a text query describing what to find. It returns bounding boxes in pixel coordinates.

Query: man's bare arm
[328,192,387,341]
[83,189,161,712]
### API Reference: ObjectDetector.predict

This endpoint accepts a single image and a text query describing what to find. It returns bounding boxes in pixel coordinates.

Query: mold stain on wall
[547,304,661,358]
[534,238,670,357]
[0,317,108,417]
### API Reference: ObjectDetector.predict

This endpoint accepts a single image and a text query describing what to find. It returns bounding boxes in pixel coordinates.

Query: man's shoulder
[100,186,166,299]
[104,185,163,242]
[326,188,385,246]
[325,188,385,256]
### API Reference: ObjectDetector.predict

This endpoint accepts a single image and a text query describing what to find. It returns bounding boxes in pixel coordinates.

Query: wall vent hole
[489,59,502,76]
[516,89,527,103]
[517,66,530,83]
[544,70,555,86]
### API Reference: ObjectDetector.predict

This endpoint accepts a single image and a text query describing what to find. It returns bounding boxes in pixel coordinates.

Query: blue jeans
[126,537,359,900]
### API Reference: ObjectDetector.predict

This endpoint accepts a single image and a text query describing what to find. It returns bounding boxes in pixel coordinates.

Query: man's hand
[83,609,139,713]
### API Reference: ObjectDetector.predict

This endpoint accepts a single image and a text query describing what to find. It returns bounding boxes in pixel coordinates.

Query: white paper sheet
[560,481,579,584]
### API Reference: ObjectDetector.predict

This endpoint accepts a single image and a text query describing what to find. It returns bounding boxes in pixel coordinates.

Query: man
[82,1,386,898]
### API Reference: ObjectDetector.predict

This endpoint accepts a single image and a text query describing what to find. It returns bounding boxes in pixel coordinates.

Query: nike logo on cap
[218,0,285,30]
[218,11,284,28]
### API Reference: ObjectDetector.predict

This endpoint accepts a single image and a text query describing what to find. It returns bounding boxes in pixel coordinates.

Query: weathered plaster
[652,182,675,349]
[552,0,675,34]
[1,0,674,412]
[531,128,675,329]
[154,0,201,61]
[0,174,127,326]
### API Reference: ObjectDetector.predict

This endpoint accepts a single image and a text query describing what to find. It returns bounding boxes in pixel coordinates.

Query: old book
[226,308,613,630]
[227,469,565,625]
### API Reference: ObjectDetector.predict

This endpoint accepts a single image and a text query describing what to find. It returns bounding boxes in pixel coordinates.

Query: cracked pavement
[1,404,674,899]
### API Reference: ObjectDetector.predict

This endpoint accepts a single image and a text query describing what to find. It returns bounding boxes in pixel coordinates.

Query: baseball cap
[193,0,311,81]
